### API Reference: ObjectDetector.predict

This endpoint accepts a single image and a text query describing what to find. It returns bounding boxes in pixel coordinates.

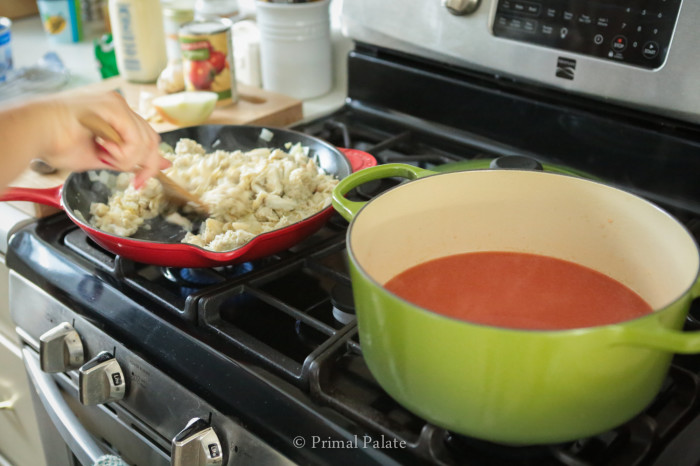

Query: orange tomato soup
[384,251,653,330]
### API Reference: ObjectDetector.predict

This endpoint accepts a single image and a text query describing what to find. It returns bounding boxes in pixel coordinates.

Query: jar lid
[0,17,11,33]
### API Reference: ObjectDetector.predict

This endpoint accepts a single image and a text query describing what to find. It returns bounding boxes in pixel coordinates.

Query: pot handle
[0,186,63,209]
[338,148,377,173]
[332,163,435,222]
[616,277,700,354]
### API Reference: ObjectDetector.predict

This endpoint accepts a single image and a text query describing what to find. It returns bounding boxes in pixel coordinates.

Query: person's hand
[31,91,170,188]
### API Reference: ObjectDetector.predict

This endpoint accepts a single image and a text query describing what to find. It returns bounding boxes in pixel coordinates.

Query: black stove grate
[197,226,354,386]
[64,214,356,387]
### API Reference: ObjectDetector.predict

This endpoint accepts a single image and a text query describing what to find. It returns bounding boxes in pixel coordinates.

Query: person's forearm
[0,100,54,191]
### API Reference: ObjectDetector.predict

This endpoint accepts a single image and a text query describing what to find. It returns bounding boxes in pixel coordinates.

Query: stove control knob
[172,418,224,466]
[39,322,84,373]
[78,351,126,405]
[443,0,481,15]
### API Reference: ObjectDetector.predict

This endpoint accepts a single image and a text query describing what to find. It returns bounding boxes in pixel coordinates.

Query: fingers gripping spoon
[78,113,209,214]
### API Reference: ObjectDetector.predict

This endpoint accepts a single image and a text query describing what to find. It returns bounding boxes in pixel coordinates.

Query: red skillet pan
[0,125,376,267]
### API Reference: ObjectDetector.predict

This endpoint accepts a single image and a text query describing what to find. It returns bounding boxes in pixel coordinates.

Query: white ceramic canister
[108,0,168,83]
[0,17,12,82]
[255,0,332,100]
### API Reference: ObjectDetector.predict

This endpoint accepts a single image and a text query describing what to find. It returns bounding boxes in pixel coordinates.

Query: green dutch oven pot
[331,163,700,445]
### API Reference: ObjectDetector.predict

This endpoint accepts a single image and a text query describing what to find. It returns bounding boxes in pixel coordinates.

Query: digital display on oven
[492,0,682,69]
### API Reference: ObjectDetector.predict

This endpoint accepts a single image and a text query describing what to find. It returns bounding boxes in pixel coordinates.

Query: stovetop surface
[8,102,700,466]
[9,46,700,465]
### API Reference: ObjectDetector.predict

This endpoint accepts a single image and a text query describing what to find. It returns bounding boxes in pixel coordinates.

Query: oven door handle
[22,346,107,466]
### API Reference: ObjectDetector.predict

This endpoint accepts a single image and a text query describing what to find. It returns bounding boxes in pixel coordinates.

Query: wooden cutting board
[8,76,303,217]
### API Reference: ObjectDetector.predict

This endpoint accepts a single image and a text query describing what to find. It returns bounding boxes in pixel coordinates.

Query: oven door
[22,346,170,466]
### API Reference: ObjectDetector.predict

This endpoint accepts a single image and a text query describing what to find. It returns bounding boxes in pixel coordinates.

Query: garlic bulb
[157,61,186,94]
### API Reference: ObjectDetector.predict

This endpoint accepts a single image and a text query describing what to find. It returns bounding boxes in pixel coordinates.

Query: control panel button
[509,17,524,29]
[172,418,224,466]
[594,34,604,45]
[611,35,627,52]
[79,351,126,405]
[39,322,84,373]
[525,3,540,16]
[642,41,660,59]
[509,1,541,16]
[523,19,537,33]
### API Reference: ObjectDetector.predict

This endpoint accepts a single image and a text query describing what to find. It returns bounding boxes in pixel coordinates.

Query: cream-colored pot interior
[349,170,699,311]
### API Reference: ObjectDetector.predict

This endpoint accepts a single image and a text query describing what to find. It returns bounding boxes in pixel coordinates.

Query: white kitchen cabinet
[0,202,44,466]
[0,334,47,466]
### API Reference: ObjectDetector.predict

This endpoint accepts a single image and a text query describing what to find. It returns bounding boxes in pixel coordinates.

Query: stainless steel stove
[9,1,700,465]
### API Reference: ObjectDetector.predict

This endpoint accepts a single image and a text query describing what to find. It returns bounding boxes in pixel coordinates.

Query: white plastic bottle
[108,0,168,83]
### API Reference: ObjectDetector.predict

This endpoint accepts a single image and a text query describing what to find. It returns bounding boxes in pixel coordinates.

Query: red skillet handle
[339,148,377,173]
[0,186,64,210]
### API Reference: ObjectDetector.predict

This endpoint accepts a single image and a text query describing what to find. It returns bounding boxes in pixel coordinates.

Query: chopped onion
[259,128,274,142]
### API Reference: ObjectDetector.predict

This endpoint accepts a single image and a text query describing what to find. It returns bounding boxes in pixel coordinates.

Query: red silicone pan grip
[339,148,377,172]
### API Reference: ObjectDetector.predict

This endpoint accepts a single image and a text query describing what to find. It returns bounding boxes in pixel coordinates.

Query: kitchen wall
[0,0,39,20]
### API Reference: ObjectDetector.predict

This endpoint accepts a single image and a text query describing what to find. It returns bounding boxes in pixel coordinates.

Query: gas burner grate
[297,113,477,167]
[63,222,285,321]
[62,213,357,387]
[197,228,355,387]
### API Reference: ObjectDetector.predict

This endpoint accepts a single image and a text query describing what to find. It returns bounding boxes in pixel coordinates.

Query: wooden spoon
[78,113,209,214]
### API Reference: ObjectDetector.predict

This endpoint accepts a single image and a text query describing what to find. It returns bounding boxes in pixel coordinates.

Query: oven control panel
[492,0,682,69]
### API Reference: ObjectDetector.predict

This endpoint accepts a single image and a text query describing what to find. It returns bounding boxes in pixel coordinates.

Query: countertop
[0,0,354,252]
[6,2,352,121]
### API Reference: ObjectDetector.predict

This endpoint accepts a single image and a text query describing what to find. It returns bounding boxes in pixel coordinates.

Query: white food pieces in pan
[88,138,339,252]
